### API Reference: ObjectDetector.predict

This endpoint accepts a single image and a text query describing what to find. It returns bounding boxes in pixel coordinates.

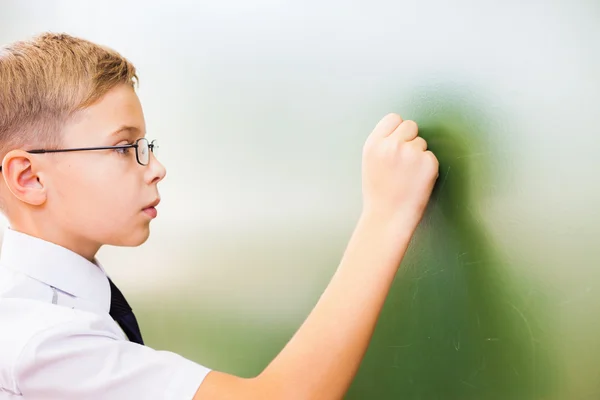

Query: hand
[361,113,439,231]
[195,114,439,400]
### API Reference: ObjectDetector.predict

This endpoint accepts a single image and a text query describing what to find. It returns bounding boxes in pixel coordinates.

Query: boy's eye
[115,145,132,155]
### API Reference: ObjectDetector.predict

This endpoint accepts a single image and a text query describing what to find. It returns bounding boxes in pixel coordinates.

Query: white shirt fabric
[0,228,210,399]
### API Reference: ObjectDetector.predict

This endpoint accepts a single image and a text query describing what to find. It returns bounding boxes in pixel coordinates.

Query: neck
[9,213,101,262]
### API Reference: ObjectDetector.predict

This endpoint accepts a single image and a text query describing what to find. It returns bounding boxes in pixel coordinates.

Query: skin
[0,84,166,261]
[195,115,439,399]
[0,84,439,399]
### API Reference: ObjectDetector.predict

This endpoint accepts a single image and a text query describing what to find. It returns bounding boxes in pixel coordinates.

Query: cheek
[52,166,138,221]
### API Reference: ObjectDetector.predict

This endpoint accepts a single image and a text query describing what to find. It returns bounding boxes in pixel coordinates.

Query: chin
[130,228,152,247]
[111,226,151,247]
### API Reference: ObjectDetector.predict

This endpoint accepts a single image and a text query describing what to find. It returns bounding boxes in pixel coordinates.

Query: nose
[146,152,166,184]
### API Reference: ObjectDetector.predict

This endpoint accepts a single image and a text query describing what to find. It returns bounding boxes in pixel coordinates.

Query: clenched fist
[361,113,439,231]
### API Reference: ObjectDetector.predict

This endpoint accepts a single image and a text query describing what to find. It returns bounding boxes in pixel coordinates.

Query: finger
[391,120,418,142]
[411,136,428,151]
[426,150,439,165]
[425,150,440,176]
[370,113,403,139]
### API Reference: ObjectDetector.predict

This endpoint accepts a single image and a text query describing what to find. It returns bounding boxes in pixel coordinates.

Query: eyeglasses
[0,138,157,171]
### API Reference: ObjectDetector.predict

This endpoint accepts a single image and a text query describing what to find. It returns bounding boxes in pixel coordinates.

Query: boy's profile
[0,33,438,399]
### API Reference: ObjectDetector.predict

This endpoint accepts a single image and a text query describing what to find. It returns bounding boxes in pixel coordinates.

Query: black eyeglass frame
[0,138,157,171]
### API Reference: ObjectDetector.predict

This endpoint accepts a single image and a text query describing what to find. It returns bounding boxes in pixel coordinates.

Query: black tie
[108,278,144,345]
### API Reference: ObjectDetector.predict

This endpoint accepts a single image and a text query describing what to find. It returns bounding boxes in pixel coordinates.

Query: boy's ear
[1,149,47,206]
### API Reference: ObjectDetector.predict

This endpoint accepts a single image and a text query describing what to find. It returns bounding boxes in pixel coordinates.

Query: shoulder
[0,298,211,399]
[0,298,117,394]
[0,298,82,361]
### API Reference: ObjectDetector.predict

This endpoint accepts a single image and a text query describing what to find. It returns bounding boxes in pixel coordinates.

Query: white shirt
[0,228,210,399]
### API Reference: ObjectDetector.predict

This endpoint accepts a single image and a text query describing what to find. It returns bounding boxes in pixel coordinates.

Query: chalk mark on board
[507,301,536,387]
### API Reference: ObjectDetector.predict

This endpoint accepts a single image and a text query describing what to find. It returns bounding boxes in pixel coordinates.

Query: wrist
[357,208,418,245]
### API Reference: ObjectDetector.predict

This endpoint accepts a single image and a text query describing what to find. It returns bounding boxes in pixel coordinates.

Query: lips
[144,198,160,209]
[143,198,160,218]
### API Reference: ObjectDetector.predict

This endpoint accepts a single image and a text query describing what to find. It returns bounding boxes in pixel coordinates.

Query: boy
[0,33,438,399]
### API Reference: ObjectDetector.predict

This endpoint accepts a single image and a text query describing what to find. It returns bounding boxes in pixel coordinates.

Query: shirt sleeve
[13,314,211,400]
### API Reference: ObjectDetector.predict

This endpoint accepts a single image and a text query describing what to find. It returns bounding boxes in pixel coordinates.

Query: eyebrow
[110,126,141,137]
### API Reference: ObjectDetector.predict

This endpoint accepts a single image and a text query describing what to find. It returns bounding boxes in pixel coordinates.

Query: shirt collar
[0,227,110,312]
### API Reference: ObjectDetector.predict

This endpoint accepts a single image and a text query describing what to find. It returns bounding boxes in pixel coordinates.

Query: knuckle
[377,113,403,132]
[402,120,418,131]
[427,151,440,167]
[412,137,427,149]
[385,113,402,123]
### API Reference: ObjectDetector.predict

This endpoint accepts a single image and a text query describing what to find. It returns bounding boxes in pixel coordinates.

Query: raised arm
[194,114,439,399]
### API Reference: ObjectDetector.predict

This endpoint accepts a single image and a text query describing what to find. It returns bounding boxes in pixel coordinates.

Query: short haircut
[0,32,138,156]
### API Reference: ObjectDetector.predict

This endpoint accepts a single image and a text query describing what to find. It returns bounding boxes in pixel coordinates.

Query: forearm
[195,115,438,400]
[257,212,415,399]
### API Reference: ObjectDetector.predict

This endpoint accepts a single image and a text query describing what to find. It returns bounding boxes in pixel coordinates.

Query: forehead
[63,84,146,145]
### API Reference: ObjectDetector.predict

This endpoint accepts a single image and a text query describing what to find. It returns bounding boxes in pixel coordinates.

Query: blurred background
[1,0,599,398]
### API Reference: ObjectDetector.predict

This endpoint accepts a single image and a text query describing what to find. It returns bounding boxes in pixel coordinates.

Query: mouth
[142,198,160,218]
[145,198,160,209]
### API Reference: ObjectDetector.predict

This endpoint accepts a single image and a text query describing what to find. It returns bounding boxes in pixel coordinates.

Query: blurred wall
[1,1,599,398]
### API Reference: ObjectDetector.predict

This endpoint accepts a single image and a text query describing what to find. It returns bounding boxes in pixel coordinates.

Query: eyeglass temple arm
[0,142,151,172]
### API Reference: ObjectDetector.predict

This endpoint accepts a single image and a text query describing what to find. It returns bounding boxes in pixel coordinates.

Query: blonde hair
[0,32,138,155]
